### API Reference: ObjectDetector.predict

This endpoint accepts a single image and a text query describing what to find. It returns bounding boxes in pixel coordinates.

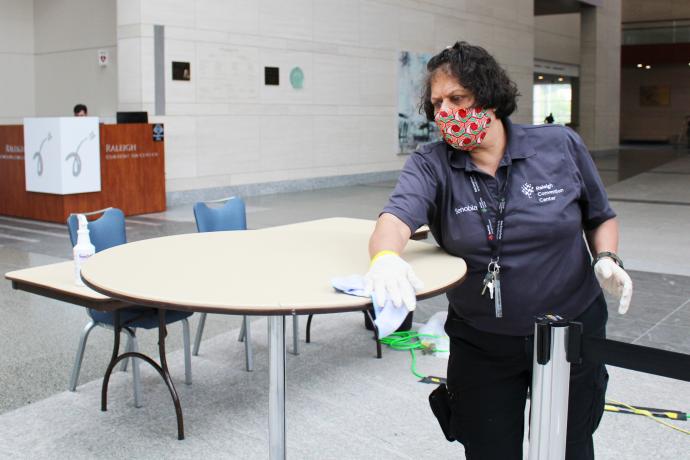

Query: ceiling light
[557,77,564,82]
[637,63,643,68]
[537,75,544,80]
[645,65,651,69]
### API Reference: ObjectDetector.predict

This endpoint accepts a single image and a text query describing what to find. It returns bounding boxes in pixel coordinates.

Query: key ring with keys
[488,259,501,273]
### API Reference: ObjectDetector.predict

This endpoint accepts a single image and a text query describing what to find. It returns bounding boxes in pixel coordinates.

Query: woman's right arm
[369,213,412,258]
[367,149,437,309]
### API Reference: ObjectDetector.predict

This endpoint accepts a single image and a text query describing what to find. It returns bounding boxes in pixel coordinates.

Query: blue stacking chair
[67,207,193,407]
[192,197,301,371]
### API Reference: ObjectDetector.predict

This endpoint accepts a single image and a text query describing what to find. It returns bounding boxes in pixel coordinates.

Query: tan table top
[70,217,465,315]
[5,261,127,311]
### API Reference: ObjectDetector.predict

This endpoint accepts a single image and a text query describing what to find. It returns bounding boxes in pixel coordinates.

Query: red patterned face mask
[435,107,492,151]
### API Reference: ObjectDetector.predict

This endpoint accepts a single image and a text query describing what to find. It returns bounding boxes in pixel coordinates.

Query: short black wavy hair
[73,104,88,115]
[419,41,519,121]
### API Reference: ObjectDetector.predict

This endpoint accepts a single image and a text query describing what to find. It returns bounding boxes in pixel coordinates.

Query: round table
[81,217,467,459]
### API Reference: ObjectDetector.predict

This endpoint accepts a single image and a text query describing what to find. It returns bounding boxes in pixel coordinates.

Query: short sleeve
[564,128,616,230]
[382,150,439,234]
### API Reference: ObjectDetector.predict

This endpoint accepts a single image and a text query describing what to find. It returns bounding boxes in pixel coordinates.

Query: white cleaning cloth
[331,275,410,338]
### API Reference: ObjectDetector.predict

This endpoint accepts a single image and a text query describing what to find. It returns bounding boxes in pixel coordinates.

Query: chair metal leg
[291,314,300,356]
[121,327,136,372]
[238,315,246,342]
[192,312,207,356]
[69,320,98,391]
[244,316,254,372]
[182,318,192,385]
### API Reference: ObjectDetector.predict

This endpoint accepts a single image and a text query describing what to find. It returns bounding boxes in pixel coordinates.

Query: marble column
[579,0,621,150]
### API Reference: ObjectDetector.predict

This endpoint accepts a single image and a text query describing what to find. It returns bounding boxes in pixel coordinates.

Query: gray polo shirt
[383,119,615,336]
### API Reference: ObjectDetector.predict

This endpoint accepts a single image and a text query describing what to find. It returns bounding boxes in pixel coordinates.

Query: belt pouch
[428,383,456,442]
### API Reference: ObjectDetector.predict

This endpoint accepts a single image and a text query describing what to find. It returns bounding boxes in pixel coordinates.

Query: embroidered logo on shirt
[535,183,565,203]
[521,183,534,198]
[455,204,478,214]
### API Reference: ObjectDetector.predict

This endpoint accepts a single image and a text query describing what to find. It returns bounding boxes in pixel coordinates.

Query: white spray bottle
[73,214,95,286]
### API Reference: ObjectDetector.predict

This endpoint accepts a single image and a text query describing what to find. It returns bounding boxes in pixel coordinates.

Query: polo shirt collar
[447,117,537,171]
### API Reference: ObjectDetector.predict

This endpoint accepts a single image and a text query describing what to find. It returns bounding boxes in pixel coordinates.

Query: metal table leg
[365,309,382,358]
[244,315,254,371]
[291,314,300,355]
[306,314,313,343]
[268,316,286,460]
[101,309,185,440]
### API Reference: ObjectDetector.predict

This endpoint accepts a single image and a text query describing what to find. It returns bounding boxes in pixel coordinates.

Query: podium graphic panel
[23,117,101,195]
[23,118,59,193]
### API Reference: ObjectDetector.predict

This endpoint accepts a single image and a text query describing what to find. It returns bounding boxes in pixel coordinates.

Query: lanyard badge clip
[481,259,503,318]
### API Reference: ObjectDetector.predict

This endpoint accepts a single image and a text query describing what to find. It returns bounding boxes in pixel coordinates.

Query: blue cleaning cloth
[331,275,410,338]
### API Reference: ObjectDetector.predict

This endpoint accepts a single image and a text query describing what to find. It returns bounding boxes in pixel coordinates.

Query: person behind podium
[73,104,88,117]
[363,41,633,459]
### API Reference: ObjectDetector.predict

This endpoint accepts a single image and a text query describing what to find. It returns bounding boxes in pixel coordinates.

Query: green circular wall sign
[290,67,304,89]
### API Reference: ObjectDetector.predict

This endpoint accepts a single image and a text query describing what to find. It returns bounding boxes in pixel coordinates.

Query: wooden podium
[0,123,166,223]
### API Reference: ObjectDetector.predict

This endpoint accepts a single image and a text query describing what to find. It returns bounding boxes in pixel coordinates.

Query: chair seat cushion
[89,307,193,329]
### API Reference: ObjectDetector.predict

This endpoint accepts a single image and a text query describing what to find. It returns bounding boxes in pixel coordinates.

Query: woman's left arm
[585,217,619,254]
[586,217,633,314]
[564,127,633,313]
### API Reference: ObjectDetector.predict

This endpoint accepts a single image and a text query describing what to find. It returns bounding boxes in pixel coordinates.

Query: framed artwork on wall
[172,62,191,81]
[398,51,439,154]
[639,85,670,107]
[265,67,279,86]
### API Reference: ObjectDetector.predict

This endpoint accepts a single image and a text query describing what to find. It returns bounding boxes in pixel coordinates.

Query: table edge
[8,277,131,312]
[82,271,467,316]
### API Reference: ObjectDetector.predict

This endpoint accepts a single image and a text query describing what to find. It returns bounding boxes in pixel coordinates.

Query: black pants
[446,294,609,460]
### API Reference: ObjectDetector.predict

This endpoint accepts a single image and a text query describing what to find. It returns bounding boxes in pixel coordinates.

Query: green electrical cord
[379,331,448,379]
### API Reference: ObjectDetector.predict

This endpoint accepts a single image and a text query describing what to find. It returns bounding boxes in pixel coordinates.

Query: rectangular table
[7,260,129,312]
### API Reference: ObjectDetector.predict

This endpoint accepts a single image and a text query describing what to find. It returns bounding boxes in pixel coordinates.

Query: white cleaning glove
[363,251,424,311]
[594,257,633,314]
